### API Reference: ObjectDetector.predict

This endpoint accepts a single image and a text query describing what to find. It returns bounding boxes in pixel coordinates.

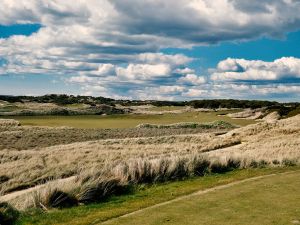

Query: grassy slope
[17,167,299,225]
[105,169,300,225]
[3,111,254,129]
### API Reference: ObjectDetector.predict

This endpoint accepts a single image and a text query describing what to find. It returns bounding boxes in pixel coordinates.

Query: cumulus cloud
[1,0,300,100]
[182,89,209,97]
[137,53,191,66]
[116,63,172,80]
[211,57,300,81]
[1,0,300,77]
[174,68,195,74]
[178,74,206,85]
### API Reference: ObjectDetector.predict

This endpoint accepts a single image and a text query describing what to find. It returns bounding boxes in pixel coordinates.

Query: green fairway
[105,170,300,225]
[17,167,300,225]
[3,111,254,128]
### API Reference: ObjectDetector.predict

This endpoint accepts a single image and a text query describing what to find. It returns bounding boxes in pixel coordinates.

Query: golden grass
[0,115,299,211]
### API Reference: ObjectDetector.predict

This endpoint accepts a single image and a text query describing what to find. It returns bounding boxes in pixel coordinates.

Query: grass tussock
[9,154,297,212]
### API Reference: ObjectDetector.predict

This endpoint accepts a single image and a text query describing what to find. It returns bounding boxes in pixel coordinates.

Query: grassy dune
[0,114,299,225]
[0,115,299,210]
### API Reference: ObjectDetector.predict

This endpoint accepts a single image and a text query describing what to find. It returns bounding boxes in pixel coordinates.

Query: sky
[0,0,300,102]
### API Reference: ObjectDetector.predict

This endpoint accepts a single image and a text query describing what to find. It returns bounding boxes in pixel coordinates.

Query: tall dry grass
[5,153,297,211]
[0,115,299,211]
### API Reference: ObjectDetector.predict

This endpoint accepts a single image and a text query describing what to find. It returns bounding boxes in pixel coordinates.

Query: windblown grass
[4,154,298,212]
[0,115,299,216]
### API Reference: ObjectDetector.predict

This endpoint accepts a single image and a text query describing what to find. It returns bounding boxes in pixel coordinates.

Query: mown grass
[3,111,255,129]
[105,169,300,225]
[16,166,299,225]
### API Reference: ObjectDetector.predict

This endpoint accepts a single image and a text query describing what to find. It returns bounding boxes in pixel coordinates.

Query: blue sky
[0,0,300,101]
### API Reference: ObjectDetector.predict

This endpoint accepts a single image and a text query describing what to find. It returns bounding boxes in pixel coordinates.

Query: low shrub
[0,202,19,225]
[136,121,235,129]
[282,158,297,167]
[258,160,268,168]
[249,160,259,168]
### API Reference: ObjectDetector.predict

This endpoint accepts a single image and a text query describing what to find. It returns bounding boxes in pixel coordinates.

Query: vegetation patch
[0,202,19,225]
[136,121,236,129]
[16,167,300,225]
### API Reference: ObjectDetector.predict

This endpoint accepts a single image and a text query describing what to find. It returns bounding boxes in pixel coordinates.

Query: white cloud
[211,57,300,81]
[116,63,172,80]
[95,64,116,76]
[137,53,191,66]
[174,68,195,74]
[182,89,209,97]
[159,85,186,94]
[1,1,300,101]
[69,75,94,83]
[1,0,300,78]
[178,74,206,85]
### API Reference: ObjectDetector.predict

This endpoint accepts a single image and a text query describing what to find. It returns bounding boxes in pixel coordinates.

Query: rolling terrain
[0,104,299,225]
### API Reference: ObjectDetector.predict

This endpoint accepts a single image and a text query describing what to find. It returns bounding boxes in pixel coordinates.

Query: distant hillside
[0,94,299,117]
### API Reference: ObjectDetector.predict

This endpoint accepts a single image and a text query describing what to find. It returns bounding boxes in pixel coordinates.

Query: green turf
[17,167,299,225]
[3,111,255,129]
[105,169,300,225]
[145,106,186,111]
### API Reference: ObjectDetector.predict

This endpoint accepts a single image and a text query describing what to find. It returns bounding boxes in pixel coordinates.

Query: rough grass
[0,115,299,223]
[3,154,298,212]
[0,115,299,201]
[16,167,300,225]
[0,125,230,151]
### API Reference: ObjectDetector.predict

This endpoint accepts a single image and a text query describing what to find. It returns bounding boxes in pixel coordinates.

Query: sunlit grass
[17,167,300,225]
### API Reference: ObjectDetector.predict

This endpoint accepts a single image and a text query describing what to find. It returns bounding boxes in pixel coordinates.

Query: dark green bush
[258,160,268,168]
[0,202,19,225]
[282,159,297,167]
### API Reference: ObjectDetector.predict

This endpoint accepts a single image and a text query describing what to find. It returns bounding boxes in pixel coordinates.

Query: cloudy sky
[0,0,300,101]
